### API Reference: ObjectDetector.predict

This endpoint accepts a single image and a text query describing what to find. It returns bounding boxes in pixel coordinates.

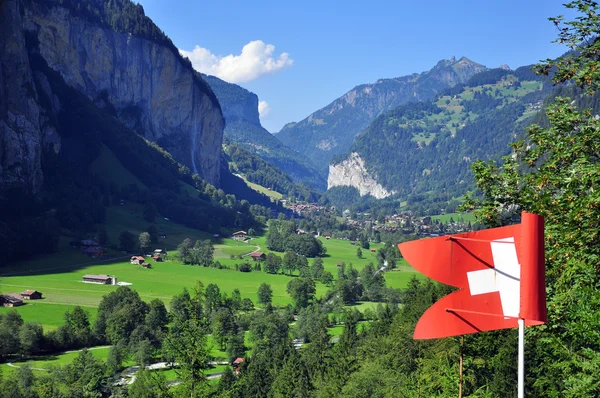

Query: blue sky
[139,0,575,132]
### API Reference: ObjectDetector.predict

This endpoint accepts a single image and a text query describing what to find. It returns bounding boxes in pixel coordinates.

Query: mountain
[202,75,327,190]
[223,141,319,202]
[0,0,224,193]
[276,56,488,173]
[0,0,273,263]
[328,66,552,201]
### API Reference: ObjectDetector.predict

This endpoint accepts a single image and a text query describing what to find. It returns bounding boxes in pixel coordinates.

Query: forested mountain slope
[203,75,327,190]
[223,141,320,202]
[276,57,487,173]
[329,66,552,201]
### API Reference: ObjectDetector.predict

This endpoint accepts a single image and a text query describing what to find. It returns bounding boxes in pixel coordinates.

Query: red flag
[398,211,546,339]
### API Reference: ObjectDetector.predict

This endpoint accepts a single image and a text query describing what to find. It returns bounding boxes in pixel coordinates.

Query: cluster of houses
[338,211,474,237]
[284,202,335,217]
[0,290,42,307]
[129,249,167,269]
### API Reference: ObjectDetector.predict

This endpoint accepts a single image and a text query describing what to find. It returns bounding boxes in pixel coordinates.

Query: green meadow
[431,212,476,223]
[0,217,420,353]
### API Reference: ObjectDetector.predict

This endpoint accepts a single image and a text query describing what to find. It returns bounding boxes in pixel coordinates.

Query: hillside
[329,66,552,201]
[203,75,327,190]
[224,141,320,202]
[276,57,488,173]
[0,0,273,264]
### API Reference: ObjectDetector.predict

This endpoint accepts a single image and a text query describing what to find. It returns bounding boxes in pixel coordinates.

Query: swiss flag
[398,211,546,339]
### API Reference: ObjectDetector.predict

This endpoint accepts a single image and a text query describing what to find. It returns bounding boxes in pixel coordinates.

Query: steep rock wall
[0,0,45,191]
[328,153,395,199]
[23,1,224,185]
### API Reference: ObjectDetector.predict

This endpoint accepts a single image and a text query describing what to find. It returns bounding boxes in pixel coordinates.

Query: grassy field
[431,212,476,223]
[0,219,420,352]
[0,303,97,331]
[0,346,114,375]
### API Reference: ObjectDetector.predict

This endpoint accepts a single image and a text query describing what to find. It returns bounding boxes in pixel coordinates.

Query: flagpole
[518,318,524,398]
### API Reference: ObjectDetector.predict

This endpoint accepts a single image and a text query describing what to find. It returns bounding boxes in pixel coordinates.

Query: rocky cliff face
[0,0,45,191]
[0,0,224,190]
[328,153,394,199]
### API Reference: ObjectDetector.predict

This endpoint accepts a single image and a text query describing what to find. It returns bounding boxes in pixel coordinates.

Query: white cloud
[258,100,271,119]
[179,40,293,83]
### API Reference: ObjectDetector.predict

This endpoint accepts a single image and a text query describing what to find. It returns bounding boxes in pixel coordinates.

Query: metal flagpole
[518,318,525,398]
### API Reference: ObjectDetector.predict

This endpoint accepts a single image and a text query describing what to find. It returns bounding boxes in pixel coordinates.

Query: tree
[462,3,600,395]
[248,228,256,236]
[19,323,44,356]
[264,253,283,274]
[146,299,169,335]
[297,255,310,277]
[311,257,324,280]
[139,232,151,253]
[177,238,193,264]
[128,369,171,398]
[356,247,363,259]
[286,278,316,310]
[119,230,136,252]
[283,250,297,275]
[321,271,334,286]
[257,283,273,307]
[191,240,214,267]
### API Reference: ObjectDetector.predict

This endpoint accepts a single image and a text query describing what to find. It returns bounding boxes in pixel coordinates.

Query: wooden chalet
[232,231,248,241]
[0,294,24,307]
[83,247,105,257]
[141,263,152,269]
[82,274,112,284]
[232,357,245,367]
[336,262,344,267]
[152,256,163,262]
[21,290,42,300]
[371,248,377,252]
[249,252,266,261]
[350,241,356,245]
[154,249,167,257]
[130,256,145,265]
[324,233,331,240]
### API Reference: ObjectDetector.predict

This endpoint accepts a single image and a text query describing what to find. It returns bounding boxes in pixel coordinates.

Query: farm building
[232,231,248,241]
[324,233,331,240]
[154,249,167,257]
[82,274,113,284]
[249,252,266,261]
[152,256,163,262]
[84,247,105,257]
[130,256,145,265]
[0,294,24,307]
[371,248,377,252]
[141,263,152,269]
[21,290,42,300]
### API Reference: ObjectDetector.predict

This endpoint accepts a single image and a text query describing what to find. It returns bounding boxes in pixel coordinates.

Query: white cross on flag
[399,211,546,339]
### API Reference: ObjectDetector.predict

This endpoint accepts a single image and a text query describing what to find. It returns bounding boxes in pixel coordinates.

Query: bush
[239,263,252,272]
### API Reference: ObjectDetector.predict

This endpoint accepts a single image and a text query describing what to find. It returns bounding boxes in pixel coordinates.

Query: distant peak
[450,56,456,63]
[498,64,511,70]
